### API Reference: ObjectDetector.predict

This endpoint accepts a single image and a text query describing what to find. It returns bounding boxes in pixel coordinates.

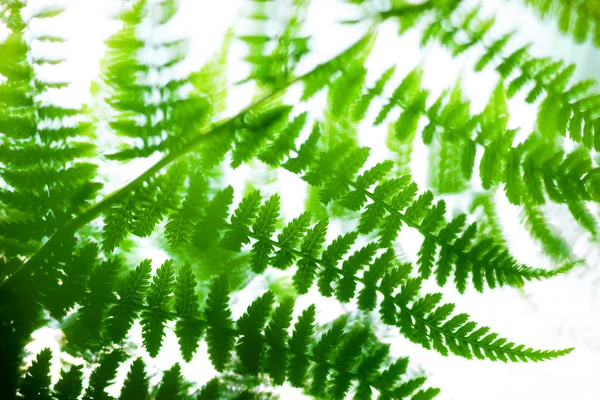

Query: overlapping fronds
[54,264,440,399]
[351,62,598,241]
[412,3,600,150]
[151,184,572,362]
[519,0,600,46]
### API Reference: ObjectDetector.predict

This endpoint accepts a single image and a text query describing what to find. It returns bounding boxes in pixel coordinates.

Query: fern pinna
[0,0,598,399]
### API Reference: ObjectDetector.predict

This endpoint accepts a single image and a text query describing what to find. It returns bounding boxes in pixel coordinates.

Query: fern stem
[0,30,376,290]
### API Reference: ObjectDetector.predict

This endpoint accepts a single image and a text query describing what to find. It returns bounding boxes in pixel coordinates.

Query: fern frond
[76,258,122,347]
[42,242,98,321]
[107,259,152,343]
[204,276,235,371]
[193,186,235,249]
[83,350,124,400]
[301,31,375,101]
[236,291,276,374]
[221,190,263,252]
[197,379,220,399]
[165,173,208,249]
[18,348,52,400]
[240,0,310,90]
[250,194,281,273]
[264,297,295,384]
[118,358,149,400]
[53,365,84,400]
[0,0,100,271]
[156,364,186,400]
[141,260,175,357]
[161,184,572,362]
[174,264,203,362]
[102,163,187,251]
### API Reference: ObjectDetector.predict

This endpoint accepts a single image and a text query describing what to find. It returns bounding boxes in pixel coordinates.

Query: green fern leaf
[204,276,235,372]
[282,121,322,174]
[118,358,149,400]
[251,195,281,273]
[83,350,123,400]
[193,186,234,249]
[318,232,358,297]
[329,328,370,399]
[18,348,52,400]
[53,365,83,400]
[293,219,328,294]
[141,260,175,357]
[272,211,312,269]
[358,249,396,311]
[174,264,203,362]
[197,378,220,400]
[352,66,396,122]
[165,173,207,249]
[288,305,316,388]
[336,243,378,302]
[264,297,294,385]
[78,258,122,344]
[309,317,346,397]
[221,190,262,251]
[236,291,275,374]
[156,364,186,400]
[107,259,152,343]
[354,344,390,400]
[259,112,308,166]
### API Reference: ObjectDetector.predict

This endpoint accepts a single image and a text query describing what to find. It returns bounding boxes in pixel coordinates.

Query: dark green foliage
[18,348,52,400]
[221,191,263,251]
[83,350,124,400]
[119,358,149,400]
[264,297,295,384]
[42,242,99,321]
[204,276,235,371]
[107,259,152,343]
[142,260,176,357]
[174,265,203,362]
[54,365,84,400]
[250,195,281,273]
[193,186,235,249]
[166,173,208,249]
[197,379,220,400]
[156,364,186,400]
[236,291,276,374]
[77,258,122,345]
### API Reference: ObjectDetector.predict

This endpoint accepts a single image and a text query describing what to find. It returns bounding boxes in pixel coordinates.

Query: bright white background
[11,0,600,399]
